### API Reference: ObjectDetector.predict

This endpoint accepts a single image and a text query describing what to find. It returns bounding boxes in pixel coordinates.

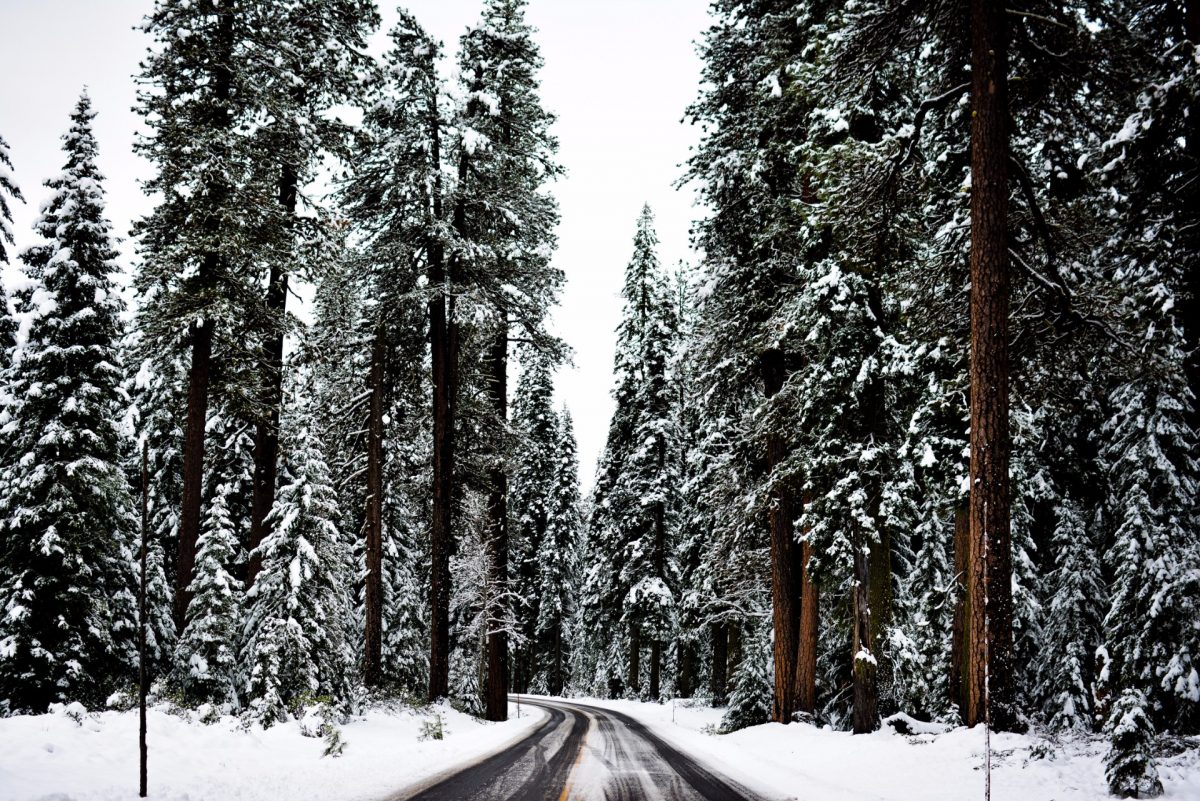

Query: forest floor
[561,696,1200,801]
[0,699,540,801]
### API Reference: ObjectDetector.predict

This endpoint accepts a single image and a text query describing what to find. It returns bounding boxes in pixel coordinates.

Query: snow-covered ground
[0,700,542,801]
[562,696,1200,801]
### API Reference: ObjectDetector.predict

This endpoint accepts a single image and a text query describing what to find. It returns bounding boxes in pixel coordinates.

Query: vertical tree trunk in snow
[795,539,819,715]
[967,0,1015,731]
[950,505,973,716]
[363,330,387,687]
[484,328,509,722]
[247,162,296,587]
[629,624,641,696]
[710,622,728,706]
[761,348,801,723]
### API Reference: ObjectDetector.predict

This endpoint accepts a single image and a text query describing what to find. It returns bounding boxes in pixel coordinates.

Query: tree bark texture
[247,163,297,587]
[761,349,801,724]
[629,624,641,696]
[967,0,1016,731]
[649,640,661,701]
[710,622,729,706]
[950,505,973,717]
[484,328,510,722]
[795,539,819,715]
[363,330,387,687]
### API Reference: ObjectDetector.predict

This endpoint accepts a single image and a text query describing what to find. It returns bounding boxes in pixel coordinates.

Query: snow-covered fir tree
[1105,688,1165,799]
[242,399,355,725]
[0,94,137,712]
[509,349,560,693]
[720,624,772,734]
[534,408,582,696]
[172,484,242,708]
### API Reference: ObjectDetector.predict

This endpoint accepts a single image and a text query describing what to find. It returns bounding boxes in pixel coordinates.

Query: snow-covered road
[392,697,770,801]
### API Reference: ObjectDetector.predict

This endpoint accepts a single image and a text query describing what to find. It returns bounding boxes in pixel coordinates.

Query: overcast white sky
[0,0,711,489]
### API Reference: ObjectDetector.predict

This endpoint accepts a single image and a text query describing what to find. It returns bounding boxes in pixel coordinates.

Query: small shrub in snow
[419,714,445,741]
[1104,689,1164,798]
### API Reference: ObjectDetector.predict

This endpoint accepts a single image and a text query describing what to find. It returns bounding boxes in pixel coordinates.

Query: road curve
[390,697,770,801]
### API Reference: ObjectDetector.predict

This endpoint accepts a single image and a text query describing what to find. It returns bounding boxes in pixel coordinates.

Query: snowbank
[564,696,1200,801]
[0,700,542,801]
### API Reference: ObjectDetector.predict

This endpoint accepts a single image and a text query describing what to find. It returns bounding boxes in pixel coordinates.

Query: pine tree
[535,408,582,696]
[509,349,559,693]
[0,94,137,712]
[1105,688,1164,799]
[1035,498,1105,732]
[452,0,562,718]
[588,206,678,700]
[172,483,242,707]
[720,625,772,734]
[242,404,354,725]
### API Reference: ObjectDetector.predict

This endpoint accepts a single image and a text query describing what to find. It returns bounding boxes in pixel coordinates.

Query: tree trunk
[246,163,297,588]
[761,349,801,724]
[649,640,661,701]
[795,539,819,715]
[176,306,214,631]
[851,546,879,733]
[427,91,455,703]
[363,330,387,687]
[484,328,509,722]
[629,624,641,697]
[710,621,728,706]
[967,0,1015,732]
[950,505,972,718]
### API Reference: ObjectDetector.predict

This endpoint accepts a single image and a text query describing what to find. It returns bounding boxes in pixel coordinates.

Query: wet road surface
[390,697,769,801]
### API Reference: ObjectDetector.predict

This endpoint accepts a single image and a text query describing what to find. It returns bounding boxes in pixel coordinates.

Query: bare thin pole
[139,441,149,798]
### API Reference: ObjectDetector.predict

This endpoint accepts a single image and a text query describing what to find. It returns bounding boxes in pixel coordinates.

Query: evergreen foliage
[1105,689,1164,799]
[0,94,137,713]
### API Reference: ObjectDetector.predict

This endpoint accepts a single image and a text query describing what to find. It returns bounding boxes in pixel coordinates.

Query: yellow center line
[557,710,592,801]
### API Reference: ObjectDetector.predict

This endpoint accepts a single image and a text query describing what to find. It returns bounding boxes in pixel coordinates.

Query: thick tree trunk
[246,164,297,588]
[710,621,729,706]
[967,0,1016,731]
[484,328,510,722]
[761,349,801,724]
[176,311,213,631]
[851,547,879,733]
[950,505,972,717]
[428,94,455,703]
[649,640,661,701]
[363,330,387,687]
[629,624,641,696]
[795,539,819,715]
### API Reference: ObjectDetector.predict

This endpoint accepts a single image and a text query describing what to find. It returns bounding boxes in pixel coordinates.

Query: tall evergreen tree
[534,407,582,696]
[588,206,678,700]
[0,94,137,712]
[509,349,559,693]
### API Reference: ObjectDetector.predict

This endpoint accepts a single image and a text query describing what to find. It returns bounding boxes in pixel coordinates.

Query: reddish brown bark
[795,539,819,715]
[363,330,387,687]
[967,0,1016,731]
[483,328,509,722]
[761,349,802,724]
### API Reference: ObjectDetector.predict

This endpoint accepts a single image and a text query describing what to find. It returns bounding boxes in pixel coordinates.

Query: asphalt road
[391,697,769,801]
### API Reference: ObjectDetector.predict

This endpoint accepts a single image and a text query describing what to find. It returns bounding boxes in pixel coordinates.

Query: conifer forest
[1,1,1199,799]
